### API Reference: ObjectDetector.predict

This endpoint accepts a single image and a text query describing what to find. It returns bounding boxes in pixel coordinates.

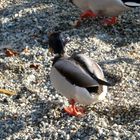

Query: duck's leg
[64,99,85,116]
[80,10,96,20]
[74,10,96,27]
[102,16,117,26]
[0,89,16,96]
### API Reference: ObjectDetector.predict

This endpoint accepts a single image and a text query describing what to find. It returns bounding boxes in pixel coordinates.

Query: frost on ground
[0,0,140,140]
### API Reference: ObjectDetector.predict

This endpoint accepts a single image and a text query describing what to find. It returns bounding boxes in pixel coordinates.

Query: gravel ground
[0,0,140,139]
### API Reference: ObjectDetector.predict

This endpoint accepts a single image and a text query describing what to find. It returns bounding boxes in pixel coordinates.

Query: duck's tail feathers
[124,2,140,7]
[98,79,112,86]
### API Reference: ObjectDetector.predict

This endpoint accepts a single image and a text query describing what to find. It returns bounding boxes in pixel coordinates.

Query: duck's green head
[48,32,70,55]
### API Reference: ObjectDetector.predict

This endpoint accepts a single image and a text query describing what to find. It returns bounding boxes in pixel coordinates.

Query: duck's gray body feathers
[50,54,109,105]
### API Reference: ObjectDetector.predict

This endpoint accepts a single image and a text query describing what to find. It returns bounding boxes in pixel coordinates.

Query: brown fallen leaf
[30,34,39,39]
[129,51,140,60]
[5,48,18,57]
[23,47,30,53]
[30,64,40,70]
[0,89,16,96]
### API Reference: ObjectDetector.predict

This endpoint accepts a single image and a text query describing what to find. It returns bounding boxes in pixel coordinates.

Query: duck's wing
[54,59,99,88]
[71,53,111,86]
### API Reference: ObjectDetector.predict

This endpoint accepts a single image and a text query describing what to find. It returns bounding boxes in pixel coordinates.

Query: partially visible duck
[48,32,111,116]
[69,0,140,25]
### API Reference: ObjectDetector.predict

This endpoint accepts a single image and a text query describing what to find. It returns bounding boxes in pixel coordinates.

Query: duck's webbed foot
[64,99,85,117]
[80,10,97,20]
[102,17,117,26]
[73,10,97,27]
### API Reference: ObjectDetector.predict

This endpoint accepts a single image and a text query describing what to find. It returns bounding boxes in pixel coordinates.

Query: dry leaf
[5,48,18,57]
[23,47,30,53]
[0,89,16,96]
[30,35,39,39]
[129,51,140,60]
[30,64,40,70]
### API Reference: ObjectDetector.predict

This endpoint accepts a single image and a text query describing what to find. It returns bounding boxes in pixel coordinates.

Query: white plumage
[50,58,108,106]
[70,0,140,25]
[71,0,140,16]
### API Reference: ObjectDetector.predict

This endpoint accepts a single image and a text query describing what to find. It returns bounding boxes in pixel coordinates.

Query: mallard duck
[48,32,111,116]
[69,0,140,25]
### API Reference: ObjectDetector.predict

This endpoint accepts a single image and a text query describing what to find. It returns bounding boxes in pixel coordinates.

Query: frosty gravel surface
[0,0,140,139]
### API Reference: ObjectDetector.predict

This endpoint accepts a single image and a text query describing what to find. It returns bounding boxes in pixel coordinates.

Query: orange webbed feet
[102,17,117,26]
[64,99,85,117]
[80,10,96,20]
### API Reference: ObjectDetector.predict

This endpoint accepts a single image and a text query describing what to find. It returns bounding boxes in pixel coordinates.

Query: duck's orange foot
[64,105,85,117]
[80,10,96,20]
[73,10,96,27]
[102,17,117,26]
